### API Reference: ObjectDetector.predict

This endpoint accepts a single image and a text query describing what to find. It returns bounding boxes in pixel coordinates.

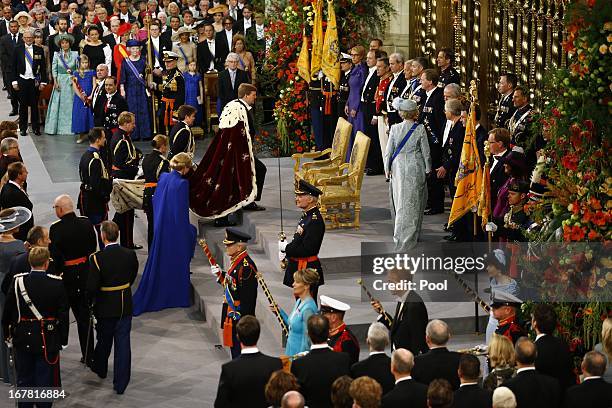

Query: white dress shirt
[516,366,536,374]
[442,119,452,146]
[490,148,507,173]
[255,23,264,40]
[361,66,377,102]
[21,44,35,80]
[224,29,232,49]
[151,36,161,68]
[241,346,259,354]
[242,17,252,32]
[395,375,412,385]
[207,39,216,70]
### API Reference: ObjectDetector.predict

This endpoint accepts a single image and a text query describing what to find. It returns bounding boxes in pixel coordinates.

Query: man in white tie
[215,16,234,64]
[227,0,241,22]
[90,64,109,126]
[196,23,221,73]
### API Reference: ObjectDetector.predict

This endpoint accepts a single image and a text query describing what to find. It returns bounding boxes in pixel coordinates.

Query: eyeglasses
[224,22,233,26]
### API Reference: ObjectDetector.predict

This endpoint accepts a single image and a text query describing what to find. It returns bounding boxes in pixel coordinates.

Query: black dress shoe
[443,234,457,241]
[424,209,443,215]
[128,244,143,250]
[8,110,17,116]
[33,129,41,136]
[214,218,236,227]
[20,131,27,137]
[244,202,266,211]
[442,223,450,232]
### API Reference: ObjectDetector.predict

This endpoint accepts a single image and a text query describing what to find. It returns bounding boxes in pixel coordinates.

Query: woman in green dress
[45,33,77,135]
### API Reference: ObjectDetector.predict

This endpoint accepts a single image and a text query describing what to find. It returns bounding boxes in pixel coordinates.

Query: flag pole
[146,12,157,135]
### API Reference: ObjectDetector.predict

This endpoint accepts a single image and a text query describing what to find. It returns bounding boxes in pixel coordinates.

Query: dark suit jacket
[197,39,224,73]
[384,74,407,126]
[214,29,234,66]
[0,182,33,242]
[245,25,265,60]
[147,36,173,69]
[381,291,428,356]
[0,19,9,37]
[563,378,612,408]
[489,148,510,209]
[0,32,22,74]
[535,334,577,390]
[502,369,561,408]
[441,120,466,180]
[218,68,249,111]
[381,378,428,408]
[453,383,492,408]
[102,33,119,49]
[291,348,351,408]
[11,43,48,84]
[214,351,283,408]
[160,29,176,49]
[418,87,445,165]
[234,17,253,35]
[475,124,488,165]
[93,92,129,129]
[86,243,138,318]
[351,353,395,395]
[412,347,462,389]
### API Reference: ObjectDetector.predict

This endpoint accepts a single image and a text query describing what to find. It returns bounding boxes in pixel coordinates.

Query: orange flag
[448,101,483,226]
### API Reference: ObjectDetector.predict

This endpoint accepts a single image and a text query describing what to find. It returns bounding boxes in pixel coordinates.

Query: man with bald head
[382,348,428,408]
[502,337,561,408]
[564,351,612,408]
[281,391,305,408]
[49,194,98,366]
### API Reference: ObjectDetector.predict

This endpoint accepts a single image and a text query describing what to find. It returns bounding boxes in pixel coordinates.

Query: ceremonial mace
[278,154,287,270]
[145,12,157,134]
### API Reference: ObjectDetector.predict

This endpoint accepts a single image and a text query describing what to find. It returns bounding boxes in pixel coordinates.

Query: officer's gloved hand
[485,222,498,232]
[278,240,287,262]
[211,265,222,276]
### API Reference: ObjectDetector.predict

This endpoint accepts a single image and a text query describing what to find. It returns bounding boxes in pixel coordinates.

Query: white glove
[278,250,286,262]
[485,222,498,232]
[278,240,288,252]
[211,265,221,276]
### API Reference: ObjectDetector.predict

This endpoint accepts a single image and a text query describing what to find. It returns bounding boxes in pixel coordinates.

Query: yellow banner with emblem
[297,30,310,83]
[310,0,323,79]
[321,0,340,88]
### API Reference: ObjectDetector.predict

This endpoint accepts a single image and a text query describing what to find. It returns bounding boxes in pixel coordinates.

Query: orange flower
[593,211,607,226]
[588,230,599,240]
[570,225,586,241]
[589,197,602,210]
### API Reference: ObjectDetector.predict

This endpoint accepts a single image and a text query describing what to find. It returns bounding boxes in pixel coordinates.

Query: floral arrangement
[522,0,612,367]
[260,0,394,155]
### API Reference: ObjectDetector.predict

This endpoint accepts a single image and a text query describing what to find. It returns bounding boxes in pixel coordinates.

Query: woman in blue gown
[119,39,151,141]
[277,268,319,356]
[133,153,197,316]
[345,45,367,160]
[71,54,95,141]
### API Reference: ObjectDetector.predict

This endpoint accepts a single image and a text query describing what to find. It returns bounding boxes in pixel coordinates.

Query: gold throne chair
[291,117,352,183]
[315,131,371,229]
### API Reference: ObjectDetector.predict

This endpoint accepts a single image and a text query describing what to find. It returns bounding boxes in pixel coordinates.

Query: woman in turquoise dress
[120,39,151,141]
[277,268,319,356]
[45,33,77,135]
[71,54,96,142]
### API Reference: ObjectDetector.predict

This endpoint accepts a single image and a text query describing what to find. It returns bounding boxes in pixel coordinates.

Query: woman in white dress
[384,98,431,251]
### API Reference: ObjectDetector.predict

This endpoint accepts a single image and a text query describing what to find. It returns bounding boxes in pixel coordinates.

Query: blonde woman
[133,152,197,316]
[484,334,517,390]
[276,268,319,356]
[594,317,612,382]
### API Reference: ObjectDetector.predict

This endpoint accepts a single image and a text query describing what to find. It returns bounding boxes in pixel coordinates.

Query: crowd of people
[0,0,267,141]
[0,0,609,407]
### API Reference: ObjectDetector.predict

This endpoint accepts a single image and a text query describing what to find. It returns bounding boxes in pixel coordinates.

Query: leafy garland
[523,0,612,367]
[259,0,394,155]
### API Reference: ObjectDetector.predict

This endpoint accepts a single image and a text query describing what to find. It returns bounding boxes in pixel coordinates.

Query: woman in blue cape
[133,152,197,316]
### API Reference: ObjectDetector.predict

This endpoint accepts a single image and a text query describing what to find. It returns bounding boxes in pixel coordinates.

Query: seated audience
[594,317,612,383]
[564,351,612,408]
[265,370,300,408]
[426,379,453,408]
[492,386,517,408]
[454,354,492,408]
[349,376,383,408]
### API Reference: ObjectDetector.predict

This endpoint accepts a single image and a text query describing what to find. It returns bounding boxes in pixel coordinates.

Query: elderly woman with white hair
[383,97,431,251]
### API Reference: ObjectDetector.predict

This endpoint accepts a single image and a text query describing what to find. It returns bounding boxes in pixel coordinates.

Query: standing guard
[320,295,360,365]
[279,180,325,302]
[337,53,352,120]
[87,221,138,395]
[78,127,113,248]
[142,135,170,248]
[210,228,258,359]
[2,247,69,391]
[491,291,526,345]
[49,194,97,366]
[167,104,196,161]
[110,112,142,250]
[154,51,185,135]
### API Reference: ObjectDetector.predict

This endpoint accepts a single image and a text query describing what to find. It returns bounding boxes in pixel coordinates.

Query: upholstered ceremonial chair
[204,72,219,134]
[315,131,371,229]
[38,83,53,125]
[291,117,352,183]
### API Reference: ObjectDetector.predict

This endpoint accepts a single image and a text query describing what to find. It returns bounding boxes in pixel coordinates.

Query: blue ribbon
[177,44,189,67]
[57,51,73,73]
[389,122,419,169]
[122,58,147,87]
[24,47,40,81]
[224,284,241,320]
[151,43,161,66]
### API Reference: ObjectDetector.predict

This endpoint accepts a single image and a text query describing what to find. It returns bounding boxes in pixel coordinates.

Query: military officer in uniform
[154,51,185,135]
[87,221,138,394]
[2,247,69,391]
[279,180,325,302]
[142,135,170,248]
[210,228,258,358]
[78,127,113,248]
[436,48,460,87]
[494,73,517,128]
[167,104,197,161]
[490,291,526,345]
[507,85,542,168]
[337,53,352,120]
[110,112,142,250]
[92,76,129,165]
[320,74,338,151]
[49,194,97,366]
[383,53,407,128]
[320,295,360,365]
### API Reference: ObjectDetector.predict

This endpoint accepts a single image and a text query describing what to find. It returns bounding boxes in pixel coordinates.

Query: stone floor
[0,94,486,407]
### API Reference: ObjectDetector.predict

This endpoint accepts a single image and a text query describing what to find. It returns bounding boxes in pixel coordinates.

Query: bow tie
[493,155,502,161]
